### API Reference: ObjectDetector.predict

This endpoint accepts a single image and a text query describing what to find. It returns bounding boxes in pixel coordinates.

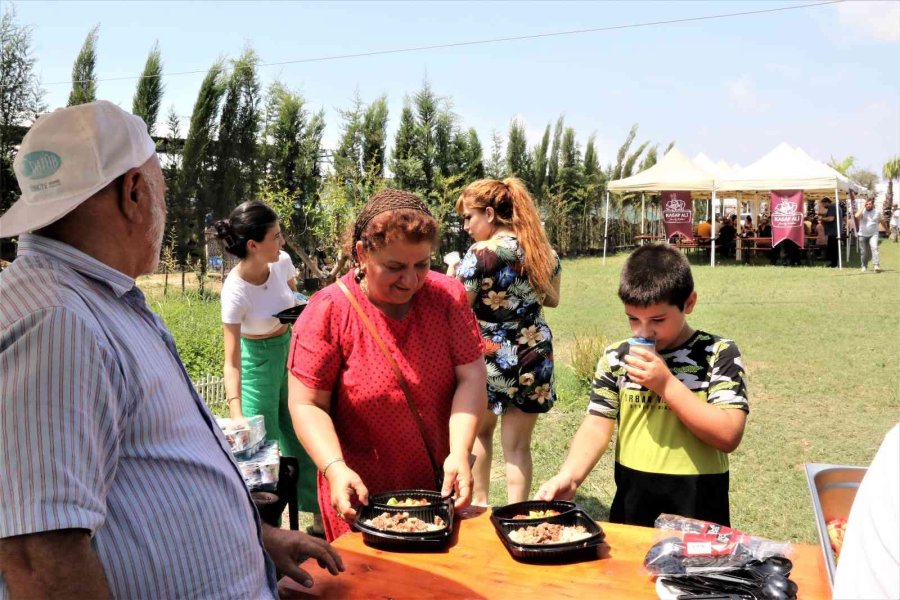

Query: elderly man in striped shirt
[0,101,343,599]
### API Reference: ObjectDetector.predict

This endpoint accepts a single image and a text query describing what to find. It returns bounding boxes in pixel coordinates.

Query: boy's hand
[534,472,578,501]
[623,347,673,395]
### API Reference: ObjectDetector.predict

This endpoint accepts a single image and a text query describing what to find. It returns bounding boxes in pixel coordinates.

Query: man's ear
[117,166,146,224]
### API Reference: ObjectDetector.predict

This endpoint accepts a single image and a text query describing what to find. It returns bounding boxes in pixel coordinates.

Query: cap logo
[21,151,62,180]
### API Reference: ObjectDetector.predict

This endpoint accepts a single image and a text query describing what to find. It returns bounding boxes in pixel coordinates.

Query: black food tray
[491,499,578,522]
[490,509,605,562]
[273,302,307,324]
[354,502,454,551]
[369,489,447,510]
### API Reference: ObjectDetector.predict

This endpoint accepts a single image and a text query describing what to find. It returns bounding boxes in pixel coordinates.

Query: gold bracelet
[321,457,345,475]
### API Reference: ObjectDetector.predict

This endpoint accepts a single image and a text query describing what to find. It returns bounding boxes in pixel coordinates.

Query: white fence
[193,373,228,416]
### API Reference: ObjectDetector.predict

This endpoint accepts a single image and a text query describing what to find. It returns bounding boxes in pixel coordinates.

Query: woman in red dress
[287,189,487,541]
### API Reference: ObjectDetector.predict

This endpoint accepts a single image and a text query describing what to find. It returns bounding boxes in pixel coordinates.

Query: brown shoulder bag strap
[336,279,442,486]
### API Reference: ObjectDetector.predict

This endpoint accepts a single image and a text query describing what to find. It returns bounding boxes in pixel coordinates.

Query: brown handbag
[336,279,444,491]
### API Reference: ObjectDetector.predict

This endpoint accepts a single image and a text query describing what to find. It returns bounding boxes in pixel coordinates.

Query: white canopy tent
[604,142,861,268]
[604,147,719,265]
[718,142,856,267]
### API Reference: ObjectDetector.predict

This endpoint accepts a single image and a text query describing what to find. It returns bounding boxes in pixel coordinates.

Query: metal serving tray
[803,462,867,588]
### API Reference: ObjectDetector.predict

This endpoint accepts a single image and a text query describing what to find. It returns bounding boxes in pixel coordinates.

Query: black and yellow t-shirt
[588,330,749,476]
[588,330,748,526]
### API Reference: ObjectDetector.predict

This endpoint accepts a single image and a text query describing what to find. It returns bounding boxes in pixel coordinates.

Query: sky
[6,0,900,175]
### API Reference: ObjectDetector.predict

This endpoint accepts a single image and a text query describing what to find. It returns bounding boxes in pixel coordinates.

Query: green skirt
[241,329,318,514]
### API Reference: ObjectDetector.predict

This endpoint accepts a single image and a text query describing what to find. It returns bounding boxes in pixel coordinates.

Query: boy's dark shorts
[610,462,731,528]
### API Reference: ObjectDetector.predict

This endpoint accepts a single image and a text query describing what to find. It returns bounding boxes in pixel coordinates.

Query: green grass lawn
[148,241,900,543]
[520,241,900,543]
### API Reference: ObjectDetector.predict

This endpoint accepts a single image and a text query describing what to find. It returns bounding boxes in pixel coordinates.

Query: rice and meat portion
[364,511,446,533]
[508,522,591,545]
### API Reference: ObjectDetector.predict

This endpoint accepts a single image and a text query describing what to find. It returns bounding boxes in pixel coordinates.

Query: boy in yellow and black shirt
[537,244,748,527]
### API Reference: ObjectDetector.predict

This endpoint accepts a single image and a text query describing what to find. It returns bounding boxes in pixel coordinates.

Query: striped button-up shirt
[0,234,277,599]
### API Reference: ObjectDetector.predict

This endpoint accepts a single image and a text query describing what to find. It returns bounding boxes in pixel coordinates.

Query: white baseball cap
[0,100,156,238]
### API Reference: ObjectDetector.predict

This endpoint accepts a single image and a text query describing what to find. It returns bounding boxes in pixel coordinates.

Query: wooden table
[279,508,830,599]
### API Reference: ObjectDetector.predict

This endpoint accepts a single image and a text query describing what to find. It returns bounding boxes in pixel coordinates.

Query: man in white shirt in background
[855,197,882,272]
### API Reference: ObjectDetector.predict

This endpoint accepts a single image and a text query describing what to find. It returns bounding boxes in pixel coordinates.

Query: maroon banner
[661,191,694,241]
[770,190,804,247]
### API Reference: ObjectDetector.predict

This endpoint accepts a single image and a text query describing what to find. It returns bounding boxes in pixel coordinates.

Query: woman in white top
[215,200,321,533]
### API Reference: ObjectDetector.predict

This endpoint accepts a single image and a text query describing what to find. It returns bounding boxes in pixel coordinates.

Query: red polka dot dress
[288,270,483,540]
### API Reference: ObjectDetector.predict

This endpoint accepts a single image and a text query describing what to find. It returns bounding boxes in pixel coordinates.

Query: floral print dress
[457,235,560,415]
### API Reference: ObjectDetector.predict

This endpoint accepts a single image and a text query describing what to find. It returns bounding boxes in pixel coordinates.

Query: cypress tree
[506,119,529,179]
[361,95,388,180]
[176,60,225,258]
[132,42,164,134]
[67,24,99,106]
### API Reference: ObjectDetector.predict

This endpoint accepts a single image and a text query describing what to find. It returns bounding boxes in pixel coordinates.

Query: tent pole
[602,190,611,265]
[640,193,646,246]
[711,189,718,268]
[835,184,843,269]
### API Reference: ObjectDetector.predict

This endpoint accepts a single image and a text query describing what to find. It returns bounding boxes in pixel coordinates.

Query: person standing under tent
[216,201,323,535]
[855,197,882,273]
[819,198,839,268]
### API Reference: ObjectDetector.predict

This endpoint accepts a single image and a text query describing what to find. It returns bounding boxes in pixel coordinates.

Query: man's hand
[325,462,368,522]
[441,451,473,509]
[535,472,577,501]
[623,347,672,395]
[261,525,344,590]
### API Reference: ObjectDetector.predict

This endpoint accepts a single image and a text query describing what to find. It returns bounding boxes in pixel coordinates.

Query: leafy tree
[161,105,181,209]
[434,111,455,178]
[622,141,649,179]
[360,95,388,179]
[530,124,551,198]
[848,168,877,192]
[506,118,529,179]
[883,156,900,221]
[460,128,485,181]
[639,144,658,171]
[176,60,225,259]
[611,123,638,181]
[67,24,99,106]
[334,91,364,181]
[132,41,164,135]
[828,155,856,176]
[391,102,425,191]
[546,116,564,192]
[484,130,505,179]
[213,48,261,217]
[0,6,45,214]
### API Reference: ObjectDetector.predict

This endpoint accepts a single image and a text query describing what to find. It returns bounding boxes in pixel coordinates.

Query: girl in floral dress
[448,178,561,505]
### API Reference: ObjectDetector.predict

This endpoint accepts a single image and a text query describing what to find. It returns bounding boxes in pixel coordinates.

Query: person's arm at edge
[222,323,243,420]
[0,529,111,599]
[287,373,369,519]
[535,415,615,501]
[542,273,562,308]
[259,523,343,589]
[443,358,487,508]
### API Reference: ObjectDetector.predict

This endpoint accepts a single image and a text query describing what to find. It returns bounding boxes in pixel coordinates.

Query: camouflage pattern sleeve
[707,339,749,412]
[587,342,628,419]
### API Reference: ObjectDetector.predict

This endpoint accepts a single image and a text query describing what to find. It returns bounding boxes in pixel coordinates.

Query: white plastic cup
[443,251,461,267]
[628,337,657,356]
